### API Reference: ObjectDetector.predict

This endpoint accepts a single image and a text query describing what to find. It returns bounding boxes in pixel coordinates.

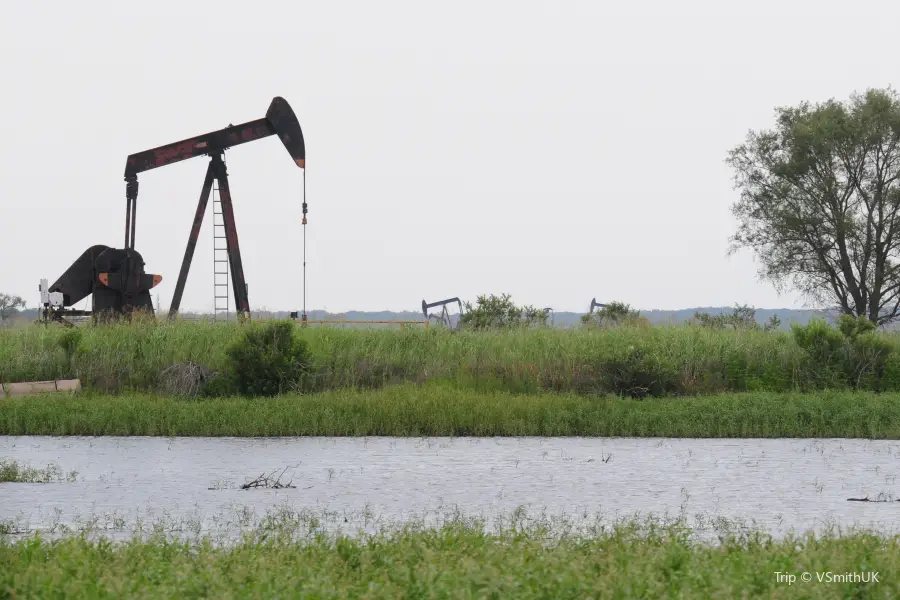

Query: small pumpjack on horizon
[543,307,554,326]
[422,297,464,330]
[39,97,306,326]
[588,298,607,314]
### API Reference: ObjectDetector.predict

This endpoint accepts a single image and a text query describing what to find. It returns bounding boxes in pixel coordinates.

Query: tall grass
[4,320,900,396]
[1,519,896,598]
[2,385,899,437]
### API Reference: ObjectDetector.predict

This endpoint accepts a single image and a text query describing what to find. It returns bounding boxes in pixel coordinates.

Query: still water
[3,436,900,539]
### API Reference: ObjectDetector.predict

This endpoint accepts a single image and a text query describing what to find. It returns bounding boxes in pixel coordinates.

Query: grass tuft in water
[0,459,77,483]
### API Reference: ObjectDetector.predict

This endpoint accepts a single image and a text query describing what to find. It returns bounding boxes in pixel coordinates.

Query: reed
[4,320,900,396]
[2,385,899,438]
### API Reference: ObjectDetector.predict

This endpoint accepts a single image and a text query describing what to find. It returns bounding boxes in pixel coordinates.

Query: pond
[3,436,900,539]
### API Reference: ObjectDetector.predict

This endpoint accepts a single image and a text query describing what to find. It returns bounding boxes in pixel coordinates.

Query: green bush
[459,293,548,330]
[791,315,892,390]
[691,304,780,331]
[598,345,678,398]
[580,301,648,328]
[199,370,238,398]
[223,320,312,397]
[56,329,82,370]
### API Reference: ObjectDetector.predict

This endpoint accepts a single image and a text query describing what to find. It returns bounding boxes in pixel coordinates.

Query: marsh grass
[0,459,77,483]
[0,321,829,393]
[3,385,900,437]
[6,320,900,396]
[0,515,897,598]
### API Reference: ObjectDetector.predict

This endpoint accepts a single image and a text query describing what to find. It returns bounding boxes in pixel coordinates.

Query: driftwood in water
[240,465,298,490]
[847,496,900,502]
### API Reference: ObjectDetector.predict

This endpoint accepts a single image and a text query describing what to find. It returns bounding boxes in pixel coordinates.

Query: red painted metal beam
[125,118,272,177]
[123,96,306,177]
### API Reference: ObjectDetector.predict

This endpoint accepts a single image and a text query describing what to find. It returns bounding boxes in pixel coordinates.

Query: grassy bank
[3,385,900,437]
[6,320,900,397]
[1,520,896,598]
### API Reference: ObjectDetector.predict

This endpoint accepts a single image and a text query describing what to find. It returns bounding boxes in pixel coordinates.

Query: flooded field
[3,436,900,539]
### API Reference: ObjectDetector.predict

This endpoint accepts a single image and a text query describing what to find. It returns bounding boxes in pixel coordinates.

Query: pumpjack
[41,97,306,326]
[39,247,161,326]
[588,298,607,314]
[543,307,554,326]
[422,297,464,329]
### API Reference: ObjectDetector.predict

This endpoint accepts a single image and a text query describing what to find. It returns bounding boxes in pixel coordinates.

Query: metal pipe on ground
[1,379,82,398]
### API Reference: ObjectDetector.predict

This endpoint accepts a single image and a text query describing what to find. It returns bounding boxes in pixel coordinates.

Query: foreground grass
[3,385,900,437]
[1,521,896,599]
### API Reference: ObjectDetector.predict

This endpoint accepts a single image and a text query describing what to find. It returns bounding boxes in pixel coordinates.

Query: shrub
[223,320,312,397]
[691,304,780,331]
[158,361,213,398]
[57,328,82,372]
[598,345,679,398]
[791,315,892,389]
[459,294,548,330]
[581,301,647,328]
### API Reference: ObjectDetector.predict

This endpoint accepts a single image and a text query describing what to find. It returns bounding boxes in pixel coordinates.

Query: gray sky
[2,0,898,314]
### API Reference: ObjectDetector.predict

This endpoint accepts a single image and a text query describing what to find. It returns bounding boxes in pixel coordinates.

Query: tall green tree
[728,88,900,324]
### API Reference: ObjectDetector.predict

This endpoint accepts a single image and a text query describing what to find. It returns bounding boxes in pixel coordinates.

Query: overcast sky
[2,1,898,314]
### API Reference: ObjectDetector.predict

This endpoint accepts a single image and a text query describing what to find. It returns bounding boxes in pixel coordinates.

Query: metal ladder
[212,180,229,321]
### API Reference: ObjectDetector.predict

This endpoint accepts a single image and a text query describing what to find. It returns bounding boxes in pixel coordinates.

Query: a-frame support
[121,97,305,321]
[167,153,249,319]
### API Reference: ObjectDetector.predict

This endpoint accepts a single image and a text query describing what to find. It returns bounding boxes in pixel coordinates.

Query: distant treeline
[13,306,839,330]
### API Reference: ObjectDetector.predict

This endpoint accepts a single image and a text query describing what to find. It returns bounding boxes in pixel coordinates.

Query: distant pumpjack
[588,298,607,314]
[422,297,464,329]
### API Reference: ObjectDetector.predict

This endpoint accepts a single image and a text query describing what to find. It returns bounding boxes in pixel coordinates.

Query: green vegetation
[728,87,900,325]
[0,459,76,483]
[691,303,781,332]
[581,300,649,328]
[0,518,896,598]
[220,320,312,397]
[3,385,900,437]
[0,293,26,325]
[459,293,548,329]
[5,315,900,398]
